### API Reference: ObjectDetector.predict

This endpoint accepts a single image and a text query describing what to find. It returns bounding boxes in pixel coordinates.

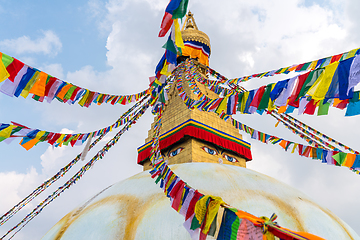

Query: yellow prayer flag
[215,97,228,115]
[0,125,15,139]
[268,84,276,111]
[56,134,66,144]
[309,60,318,70]
[346,48,360,59]
[174,19,185,49]
[240,92,249,113]
[21,71,40,98]
[160,61,171,76]
[78,90,90,106]
[279,67,289,74]
[291,143,298,153]
[35,130,46,140]
[194,195,225,234]
[307,62,339,100]
[0,52,10,83]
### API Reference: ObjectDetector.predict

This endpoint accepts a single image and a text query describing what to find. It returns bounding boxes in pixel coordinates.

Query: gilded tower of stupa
[41,13,359,240]
[138,12,251,171]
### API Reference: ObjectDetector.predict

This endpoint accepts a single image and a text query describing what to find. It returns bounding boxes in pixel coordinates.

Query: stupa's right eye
[168,147,184,157]
[202,146,217,155]
[223,154,238,163]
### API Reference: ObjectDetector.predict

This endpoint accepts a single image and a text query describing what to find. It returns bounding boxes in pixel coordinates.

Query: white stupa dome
[41,162,359,240]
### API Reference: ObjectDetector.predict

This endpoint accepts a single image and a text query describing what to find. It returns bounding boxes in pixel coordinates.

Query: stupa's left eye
[224,154,238,163]
[202,146,217,155]
[168,147,184,157]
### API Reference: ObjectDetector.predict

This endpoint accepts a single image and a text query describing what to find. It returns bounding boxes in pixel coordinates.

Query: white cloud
[0,168,40,213]
[0,30,62,56]
[41,63,64,80]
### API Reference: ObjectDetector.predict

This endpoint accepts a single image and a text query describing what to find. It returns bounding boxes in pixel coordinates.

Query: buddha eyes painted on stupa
[223,154,238,163]
[168,147,184,157]
[201,146,218,155]
[164,140,241,165]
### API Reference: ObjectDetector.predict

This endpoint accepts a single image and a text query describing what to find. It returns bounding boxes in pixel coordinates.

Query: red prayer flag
[330,54,343,64]
[159,12,173,37]
[295,63,305,72]
[6,58,25,82]
[250,86,266,108]
[48,133,61,145]
[288,72,310,108]
[304,99,318,115]
[185,190,203,221]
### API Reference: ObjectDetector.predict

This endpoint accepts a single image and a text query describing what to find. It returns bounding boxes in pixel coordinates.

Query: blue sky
[0,0,360,239]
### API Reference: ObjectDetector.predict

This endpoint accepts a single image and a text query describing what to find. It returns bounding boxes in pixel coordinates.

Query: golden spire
[181,11,198,31]
[181,11,211,54]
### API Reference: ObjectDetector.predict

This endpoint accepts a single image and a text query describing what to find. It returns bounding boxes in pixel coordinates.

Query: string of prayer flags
[0,95,149,150]
[0,51,149,107]
[155,0,188,86]
[184,57,360,117]
[272,111,359,154]
[176,60,360,174]
[279,111,360,154]
[1,99,151,240]
[150,160,325,240]
[207,66,246,93]
[227,47,360,85]
[0,97,151,226]
[152,0,189,109]
[230,117,360,174]
[271,111,335,150]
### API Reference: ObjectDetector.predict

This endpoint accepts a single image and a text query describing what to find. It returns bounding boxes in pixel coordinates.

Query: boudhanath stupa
[41,12,359,240]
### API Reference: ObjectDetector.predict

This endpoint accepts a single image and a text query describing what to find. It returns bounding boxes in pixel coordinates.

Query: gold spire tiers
[138,14,251,171]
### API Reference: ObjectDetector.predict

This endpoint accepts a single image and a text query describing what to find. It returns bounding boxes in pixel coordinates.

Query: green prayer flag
[39,132,50,141]
[172,0,189,19]
[297,68,324,100]
[190,212,202,230]
[257,84,272,110]
[64,85,77,100]
[33,95,41,101]
[63,135,75,146]
[332,152,347,165]
[2,53,14,68]
[300,62,311,71]
[318,100,330,116]
[349,91,360,103]
[11,126,23,135]
[236,93,243,111]
[162,38,177,54]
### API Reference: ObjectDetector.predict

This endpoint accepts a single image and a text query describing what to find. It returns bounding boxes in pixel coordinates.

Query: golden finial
[181,11,211,53]
[182,11,199,31]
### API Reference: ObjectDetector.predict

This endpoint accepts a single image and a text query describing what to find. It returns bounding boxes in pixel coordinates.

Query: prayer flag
[0,52,10,83]
[6,58,24,82]
[172,0,189,19]
[159,12,173,37]
[29,71,48,97]
[348,55,360,95]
